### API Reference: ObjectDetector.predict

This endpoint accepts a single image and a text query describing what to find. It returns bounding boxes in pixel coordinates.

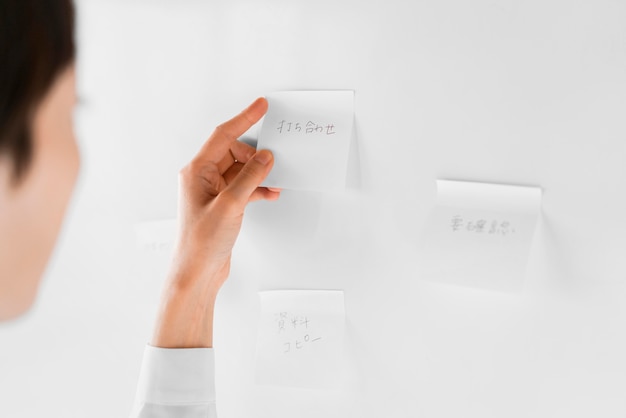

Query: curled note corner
[418,180,542,292]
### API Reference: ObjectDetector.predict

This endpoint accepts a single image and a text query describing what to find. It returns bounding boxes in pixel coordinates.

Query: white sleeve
[130,345,217,418]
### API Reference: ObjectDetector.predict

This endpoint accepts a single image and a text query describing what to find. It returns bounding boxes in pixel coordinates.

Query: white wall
[2,0,626,416]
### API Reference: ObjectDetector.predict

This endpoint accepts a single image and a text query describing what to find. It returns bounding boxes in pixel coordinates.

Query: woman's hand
[151,97,279,348]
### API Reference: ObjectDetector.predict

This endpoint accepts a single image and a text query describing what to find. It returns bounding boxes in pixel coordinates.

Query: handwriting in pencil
[450,215,515,235]
[276,120,336,135]
[274,311,323,354]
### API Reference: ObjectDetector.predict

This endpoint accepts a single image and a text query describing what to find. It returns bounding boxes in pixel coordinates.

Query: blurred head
[0,0,79,320]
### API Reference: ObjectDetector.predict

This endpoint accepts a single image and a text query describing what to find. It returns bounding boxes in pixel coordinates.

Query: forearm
[132,99,275,418]
[151,267,224,348]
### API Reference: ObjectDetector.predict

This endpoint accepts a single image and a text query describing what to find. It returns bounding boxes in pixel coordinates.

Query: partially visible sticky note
[418,180,542,292]
[255,290,345,389]
[134,218,177,252]
[257,91,354,192]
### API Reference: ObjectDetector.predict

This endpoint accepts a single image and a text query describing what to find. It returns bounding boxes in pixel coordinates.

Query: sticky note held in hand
[257,90,355,192]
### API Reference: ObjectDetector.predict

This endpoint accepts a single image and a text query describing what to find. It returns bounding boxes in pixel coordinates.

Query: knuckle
[216,189,240,210]
[238,167,257,182]
[200,172,222,196]
[179,159,204,182]
[214,123,235,141]
[188,158,205,173]
[178,164,193,182]
[179,163,190,176]
[181,159,200,177]
[241,162,262,179]
[180,160,224,196]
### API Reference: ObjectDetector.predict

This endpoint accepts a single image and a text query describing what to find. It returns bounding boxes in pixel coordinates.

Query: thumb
[221,149,274,207]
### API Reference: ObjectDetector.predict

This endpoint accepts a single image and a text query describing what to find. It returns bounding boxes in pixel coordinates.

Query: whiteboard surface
[1,0,626,417]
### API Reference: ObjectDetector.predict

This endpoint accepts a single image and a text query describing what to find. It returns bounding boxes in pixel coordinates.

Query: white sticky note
[255,290,345,389]
[418,180,542,292]
[257,91,354,192]
[134,219,178,252]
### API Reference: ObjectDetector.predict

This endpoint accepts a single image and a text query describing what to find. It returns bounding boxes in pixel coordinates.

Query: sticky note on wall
[255,290,345,389]
[257,91,354,192]
[134,218,178,253]
[418,180,542,292]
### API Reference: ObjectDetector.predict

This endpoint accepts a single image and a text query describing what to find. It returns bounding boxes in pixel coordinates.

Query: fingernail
[254,150,272,165]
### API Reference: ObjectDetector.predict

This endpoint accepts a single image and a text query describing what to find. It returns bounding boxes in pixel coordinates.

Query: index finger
[194,97,268,165]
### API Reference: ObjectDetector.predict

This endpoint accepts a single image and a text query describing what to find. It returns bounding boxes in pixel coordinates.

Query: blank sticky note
[257,91,354,192]
[418,180,542,292]
[255,290,345,389]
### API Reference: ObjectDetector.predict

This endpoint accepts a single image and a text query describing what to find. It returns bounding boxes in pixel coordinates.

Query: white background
[1,0,626,417]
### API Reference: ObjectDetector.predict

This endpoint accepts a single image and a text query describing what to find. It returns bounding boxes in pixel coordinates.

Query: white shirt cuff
[134,345,216,405]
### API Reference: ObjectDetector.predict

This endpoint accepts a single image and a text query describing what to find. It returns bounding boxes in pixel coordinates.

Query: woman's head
[0,0,79,319]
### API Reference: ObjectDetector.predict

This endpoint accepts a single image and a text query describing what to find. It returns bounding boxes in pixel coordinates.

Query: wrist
[168,246,230,293]
[151,274,221,349]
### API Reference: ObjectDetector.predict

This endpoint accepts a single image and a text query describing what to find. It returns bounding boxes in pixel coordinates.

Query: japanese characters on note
[419,180,542,292]
[257,91,354,192]
[274,312,323,354]
[449,216,516,236]
[275,120,338,136]
[255,290,345,389]
[134,218,178,253]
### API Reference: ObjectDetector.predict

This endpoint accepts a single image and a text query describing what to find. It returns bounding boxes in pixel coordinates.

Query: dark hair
[0,0,75,182]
